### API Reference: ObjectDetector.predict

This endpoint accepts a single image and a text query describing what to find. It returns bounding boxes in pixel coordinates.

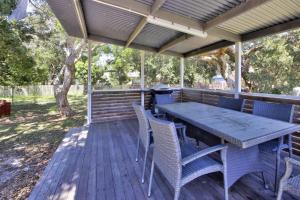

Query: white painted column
[87,41,92,124]
[234,41,242,99]
[180,57,184,89]
[140,50,145,107]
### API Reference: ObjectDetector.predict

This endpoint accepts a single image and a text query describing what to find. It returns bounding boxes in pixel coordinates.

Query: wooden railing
[91,88,300,155]
[91,89,181,123]
[182,88,300,155]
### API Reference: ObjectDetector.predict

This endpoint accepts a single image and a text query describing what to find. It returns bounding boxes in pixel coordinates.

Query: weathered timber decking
[29,119,299,200]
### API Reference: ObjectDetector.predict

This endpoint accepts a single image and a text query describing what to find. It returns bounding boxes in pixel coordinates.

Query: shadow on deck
[29,119,299,200]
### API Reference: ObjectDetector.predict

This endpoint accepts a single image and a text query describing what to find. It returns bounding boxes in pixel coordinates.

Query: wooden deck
[29,119,299,200]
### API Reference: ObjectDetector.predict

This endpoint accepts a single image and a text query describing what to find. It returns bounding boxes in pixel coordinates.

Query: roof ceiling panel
[218,0,300,34]
[168,35,222,53]
[47,0,82,37]
[48,0,300,57]
[133,23,182,48]
[82,0,142,41]
[148,0,244,22]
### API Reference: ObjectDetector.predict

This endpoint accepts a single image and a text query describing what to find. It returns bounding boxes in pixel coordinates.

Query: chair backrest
[252,100,294,122]
[132,102,151,148]
[217,96,244,111]
[155,94,175,105]
[147,114,182,187]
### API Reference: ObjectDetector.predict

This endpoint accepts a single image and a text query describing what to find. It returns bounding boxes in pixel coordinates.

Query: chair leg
[261,171,268,189]
[223,172,229,200]
[275,149,281,193]
[288,134,293,158]
[182,126,187,143]
[148,160,155,197]
[276,186,284,200]
[174,187,181,200]
[142,149,148,183]
[136,138,140,162]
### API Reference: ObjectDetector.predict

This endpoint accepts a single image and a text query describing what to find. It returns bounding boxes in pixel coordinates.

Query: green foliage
[244,30,300,94]
[0,17,38,87]
[0,0,17,15]
[144,52,180,87]
[75,57,110,88]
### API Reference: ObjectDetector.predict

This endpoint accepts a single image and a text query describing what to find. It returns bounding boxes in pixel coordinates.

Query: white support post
[234,41,242,99]
[180,57,184,89]
[140,50,145,107]
[87,41,92,124]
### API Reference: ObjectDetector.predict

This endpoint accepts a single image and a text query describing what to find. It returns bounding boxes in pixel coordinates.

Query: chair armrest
[287,157,300,167]
[153,113,166,119]
[280,157,299,184]
[175,123,185,129]
[182,144,227,166]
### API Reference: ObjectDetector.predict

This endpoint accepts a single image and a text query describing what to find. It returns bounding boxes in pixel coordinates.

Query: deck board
[29,119,299,200]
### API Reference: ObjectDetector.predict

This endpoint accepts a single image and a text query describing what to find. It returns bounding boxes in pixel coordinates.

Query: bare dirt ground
[0,95,86,200]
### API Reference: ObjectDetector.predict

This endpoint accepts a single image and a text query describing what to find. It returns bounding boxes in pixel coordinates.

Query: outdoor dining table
[156,102,300,189]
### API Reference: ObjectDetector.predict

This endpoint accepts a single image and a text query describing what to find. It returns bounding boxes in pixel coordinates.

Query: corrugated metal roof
[47,0,300,57]
[137,0,245,22]
[218,0,300,34]
[133,23,181,48]
[82,1,142,41]
[47,0,82,37]
[168,35,222,53]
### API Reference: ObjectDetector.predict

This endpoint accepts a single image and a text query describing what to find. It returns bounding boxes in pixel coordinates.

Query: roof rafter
[125,0,167,47]
[93,0,239,42]
[183,40,234,58]
[158,34,192,54]
[204,0,272,31]
[73,0,88,39]
[88,34,183,57]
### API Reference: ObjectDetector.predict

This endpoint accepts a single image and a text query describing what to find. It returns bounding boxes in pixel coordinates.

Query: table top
[157,102,300,148]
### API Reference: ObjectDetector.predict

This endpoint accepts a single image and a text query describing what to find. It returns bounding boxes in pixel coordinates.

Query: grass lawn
[0,95,86,200]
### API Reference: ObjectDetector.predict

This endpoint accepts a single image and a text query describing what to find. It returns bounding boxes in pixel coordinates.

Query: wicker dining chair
[277,157,300,200]
[147,114,228,200]
[217,96,244,111]
[132,102,188,183]
[154,94,187,142]
[252,100,295,191]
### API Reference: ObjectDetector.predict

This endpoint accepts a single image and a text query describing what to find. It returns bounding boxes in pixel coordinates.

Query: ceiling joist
[73,0,87,39]
[93,0,240,42]
[158,34,192,54]
[125,0,166,47]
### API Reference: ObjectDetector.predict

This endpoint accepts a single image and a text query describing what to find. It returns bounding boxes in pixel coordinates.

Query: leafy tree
[75,51,110,93]
[28,0,85,116]
[0,17,38,102]
[0,0,18,15]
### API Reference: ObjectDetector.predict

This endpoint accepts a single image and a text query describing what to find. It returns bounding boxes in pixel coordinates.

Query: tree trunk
[53,39,85,117]
[54,63,75,117]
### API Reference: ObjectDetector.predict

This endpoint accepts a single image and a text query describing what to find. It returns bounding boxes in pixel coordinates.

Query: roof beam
[125,0,166,47]
[73,0,88,39]
[93,0,240,42]
[93,0,205,33]
[208,27,241,42]
[204,0,272,30]
[183,40,234,58]
[158,34,192,54]
[151,0,167,14]
[88,34,183,57]
[241,18,300,41]
[126,17,148,47]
